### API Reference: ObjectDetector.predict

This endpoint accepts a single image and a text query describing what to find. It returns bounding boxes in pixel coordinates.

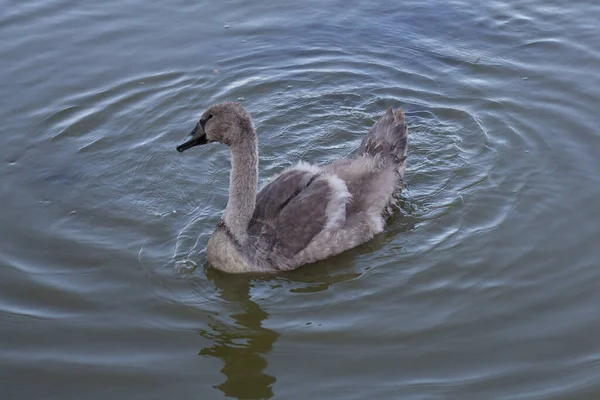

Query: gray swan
[176,102,408,273]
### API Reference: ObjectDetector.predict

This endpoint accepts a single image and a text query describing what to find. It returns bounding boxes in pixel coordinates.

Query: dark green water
[2,0,600,398]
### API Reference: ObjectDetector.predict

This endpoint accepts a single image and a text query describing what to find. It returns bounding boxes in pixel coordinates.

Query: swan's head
[176,102,255,152]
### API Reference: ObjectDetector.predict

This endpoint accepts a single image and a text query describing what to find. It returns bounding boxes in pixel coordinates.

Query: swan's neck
[224,136,258,243]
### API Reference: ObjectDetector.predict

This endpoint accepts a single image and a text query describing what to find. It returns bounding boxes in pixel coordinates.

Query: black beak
[176,127,208,152]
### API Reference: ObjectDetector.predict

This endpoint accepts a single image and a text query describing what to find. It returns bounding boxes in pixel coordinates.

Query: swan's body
[176,102,408,273]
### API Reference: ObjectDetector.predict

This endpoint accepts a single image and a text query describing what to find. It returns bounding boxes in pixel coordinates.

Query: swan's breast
[206,229,250,273]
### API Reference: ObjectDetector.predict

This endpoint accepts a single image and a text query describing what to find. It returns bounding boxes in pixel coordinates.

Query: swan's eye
[208,114,214,120]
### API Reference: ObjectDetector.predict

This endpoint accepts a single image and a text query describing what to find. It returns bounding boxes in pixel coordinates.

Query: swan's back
[242,107,408,271]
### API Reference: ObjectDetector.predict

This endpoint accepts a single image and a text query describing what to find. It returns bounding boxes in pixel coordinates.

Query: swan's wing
[270,178,331,258]
[250,165,351,260]
[252,168,318,222]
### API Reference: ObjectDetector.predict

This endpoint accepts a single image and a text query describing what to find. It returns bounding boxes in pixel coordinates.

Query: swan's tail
[358,106,408,177]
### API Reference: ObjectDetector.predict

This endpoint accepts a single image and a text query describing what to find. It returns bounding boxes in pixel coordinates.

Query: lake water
[2,0,600,398]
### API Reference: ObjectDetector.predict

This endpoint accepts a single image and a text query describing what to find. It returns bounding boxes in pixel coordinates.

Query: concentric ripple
[3,0,600,398]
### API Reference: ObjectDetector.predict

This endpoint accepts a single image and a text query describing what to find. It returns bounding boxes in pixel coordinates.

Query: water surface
[2,0,600,398]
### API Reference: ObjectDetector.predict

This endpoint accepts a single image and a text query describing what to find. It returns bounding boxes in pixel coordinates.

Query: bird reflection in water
[197,250,368,399]
[199,268,279,399]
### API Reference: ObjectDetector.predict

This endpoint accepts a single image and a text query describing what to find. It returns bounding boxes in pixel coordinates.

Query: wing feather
[249,164,351,262]
[272,178,330,258]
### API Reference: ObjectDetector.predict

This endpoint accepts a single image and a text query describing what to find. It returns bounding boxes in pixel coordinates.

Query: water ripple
[3,0,600,397]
